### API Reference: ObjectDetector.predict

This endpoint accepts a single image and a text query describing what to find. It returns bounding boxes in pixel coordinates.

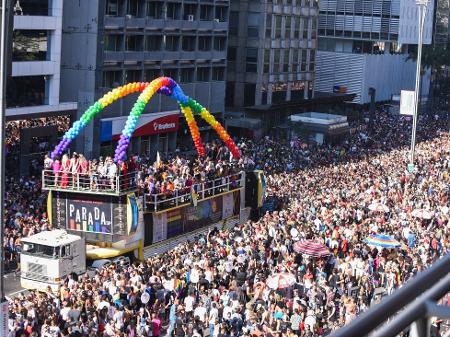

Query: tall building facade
[226,0,319,108]
[7,0,77,119]
[60,0,230,158]
[315,0,434,104]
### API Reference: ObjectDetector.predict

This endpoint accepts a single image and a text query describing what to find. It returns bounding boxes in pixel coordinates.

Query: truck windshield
[22,242,60,258]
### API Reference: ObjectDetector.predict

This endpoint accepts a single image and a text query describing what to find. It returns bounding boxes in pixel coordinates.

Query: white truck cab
[20,230,86,292]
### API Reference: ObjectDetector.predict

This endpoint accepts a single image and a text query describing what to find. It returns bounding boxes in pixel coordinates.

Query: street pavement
[3,272,26,298]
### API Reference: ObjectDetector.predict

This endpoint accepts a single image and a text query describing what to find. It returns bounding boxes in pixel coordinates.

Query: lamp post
[409,0,429,167]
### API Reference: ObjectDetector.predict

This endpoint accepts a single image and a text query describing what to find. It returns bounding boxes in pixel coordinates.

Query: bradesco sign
[104,111,180,141]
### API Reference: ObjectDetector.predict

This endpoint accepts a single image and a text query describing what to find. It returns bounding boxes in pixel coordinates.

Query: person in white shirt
[184,294,196,318]
[193,301,207,323]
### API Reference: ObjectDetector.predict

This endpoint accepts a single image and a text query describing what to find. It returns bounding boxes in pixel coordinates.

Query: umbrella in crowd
[366,234,401,248]
[293,240,330,257]
[266,272,296,289]
[368,202,390,213]
[411,208,434,220]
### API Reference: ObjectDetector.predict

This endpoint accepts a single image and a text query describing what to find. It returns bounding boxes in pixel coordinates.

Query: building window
[200,5,213,21]
[292,49,299,72]
[126,70,141,82]
[247,13,260,38]
[263,50,270,73]
[303,18,309,39]
[275,15,282,38]
[265,14,272,38]
[293,17,300,39]
[106,0,118,16]
[311,17,317,39]
[283,50,289,72]
[147,1,163,19]
[274,49,281,73]
[166,3,181,20]
[126,35,143,51]
[17,0,49,16]
[213,37,226,51]
[6,76,46,108]
[182,36,196,51]
[104,34,122,52]
[165,36,179,51]
[212,67,225,81]
[145,69,161,81]
[227,47,237,61]
[163,68,178,81]
[197,67,210,82]
[12,30,48,61]
[180,68,194,82]
[215,6,227,22]
[244,84,256,106]
[102,71,122,88]
[225,81,235,106]
[301,49,307,71]
[127,0,138,16]
[198,36,211,51]
[245,48,258,73]
[146,36,162,51]
[183,4,197,20]
[285,16,291,39]
[229,11,239,35]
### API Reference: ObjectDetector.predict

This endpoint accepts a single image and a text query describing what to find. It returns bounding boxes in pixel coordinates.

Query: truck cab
[20,230,86,292]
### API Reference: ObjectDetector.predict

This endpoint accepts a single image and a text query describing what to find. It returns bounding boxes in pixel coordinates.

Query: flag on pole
[191,187,198,207]
[154,151,161,168]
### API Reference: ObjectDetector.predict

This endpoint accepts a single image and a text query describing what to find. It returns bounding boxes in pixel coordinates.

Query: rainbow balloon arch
[51,77,241,162]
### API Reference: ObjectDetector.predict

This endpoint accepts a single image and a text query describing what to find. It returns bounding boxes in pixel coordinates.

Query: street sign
[400,90,415,116]
[407,163,415,173]
[0,301,8,336]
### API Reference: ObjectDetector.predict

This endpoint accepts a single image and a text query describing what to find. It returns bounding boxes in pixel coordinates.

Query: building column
[267,83,273,105]
[286,82,292,101]
[304,81,309,99]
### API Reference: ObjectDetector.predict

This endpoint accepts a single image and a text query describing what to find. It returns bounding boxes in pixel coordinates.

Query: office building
[226,0,319,108]
[6,0,77,174]
[60,0,230,159]
[315,0,434,104]
[7,0,77,119]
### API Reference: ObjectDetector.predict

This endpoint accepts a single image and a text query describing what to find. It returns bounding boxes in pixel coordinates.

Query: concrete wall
[316,51,430,104]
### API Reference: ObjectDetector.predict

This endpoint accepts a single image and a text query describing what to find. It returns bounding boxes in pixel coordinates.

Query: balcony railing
[42,170,139,195]
[144,171,244,212]
[331,254,450,337]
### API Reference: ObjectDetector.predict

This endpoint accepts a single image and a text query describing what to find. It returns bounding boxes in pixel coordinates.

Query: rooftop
[21,230,81,246]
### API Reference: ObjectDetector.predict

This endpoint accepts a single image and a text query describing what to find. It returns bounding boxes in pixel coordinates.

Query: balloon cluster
[180,106,206,157]
[114,78,167,162]
[113,76,241,162]
[51,82,148,160]
[52,76,241,163]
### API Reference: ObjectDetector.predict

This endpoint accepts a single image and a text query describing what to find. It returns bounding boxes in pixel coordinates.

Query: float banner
[51,192,127,235]
[183,194,223,233]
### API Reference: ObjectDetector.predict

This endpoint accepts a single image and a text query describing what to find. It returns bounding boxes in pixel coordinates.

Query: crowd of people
[7,108,450,337]
[45,142,244,208]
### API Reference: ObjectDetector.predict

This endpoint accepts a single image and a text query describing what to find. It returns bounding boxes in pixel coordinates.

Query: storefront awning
[226,117,262,129]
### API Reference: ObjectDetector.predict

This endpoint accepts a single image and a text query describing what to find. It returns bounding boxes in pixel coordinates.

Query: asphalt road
[3,272,26,298]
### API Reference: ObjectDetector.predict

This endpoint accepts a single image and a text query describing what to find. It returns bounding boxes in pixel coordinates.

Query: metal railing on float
[42,170,139,195]
[144,171,244,212]
[330,253,450,337]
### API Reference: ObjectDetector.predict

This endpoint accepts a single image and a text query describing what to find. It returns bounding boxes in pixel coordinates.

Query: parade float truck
[20,169,265,291]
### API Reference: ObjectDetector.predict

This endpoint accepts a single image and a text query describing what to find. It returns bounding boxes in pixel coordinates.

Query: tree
[406,40,450,118]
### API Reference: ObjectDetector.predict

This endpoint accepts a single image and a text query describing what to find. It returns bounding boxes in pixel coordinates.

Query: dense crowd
[7,109,450,337]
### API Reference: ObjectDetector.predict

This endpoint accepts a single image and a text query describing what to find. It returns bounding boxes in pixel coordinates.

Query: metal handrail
[144,171,244,212]
[331,253,450,337]
[41,169,139,195]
